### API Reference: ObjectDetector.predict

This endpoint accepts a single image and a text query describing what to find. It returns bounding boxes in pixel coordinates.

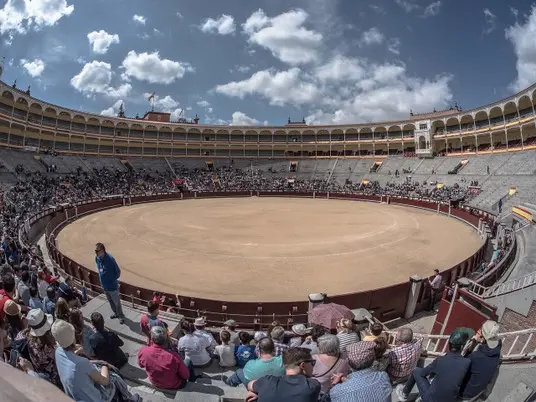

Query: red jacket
[0,290,13,320]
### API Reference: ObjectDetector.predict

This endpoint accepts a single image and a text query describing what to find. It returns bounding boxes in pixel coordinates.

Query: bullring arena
[56,197,484,302]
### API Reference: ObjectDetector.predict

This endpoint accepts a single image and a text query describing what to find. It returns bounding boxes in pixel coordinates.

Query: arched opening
[474,111,488,129]
[57,111,71,130]
[488,106,503,126]
[445,117,459,134]
[518,95,533,118]
[460,114,474,131]
[431,120,445,135]
[418,135,426,150]
[503,101,518,123]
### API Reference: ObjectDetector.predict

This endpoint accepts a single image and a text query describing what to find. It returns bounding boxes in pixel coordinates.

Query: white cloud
[71,61,132,98]
[20,58,45,77]
[215,67,320,106]
[0,0,74,37]
[315,55,365,82]
[197,100,210,108]
[87,30,119,54]
[156,95,179,109]
[360,27,384,46]
[236,65,251,73]
[423,1,442,18]
[171,109,185,121]
[132,14,146,25]
[483,8,497,34]
[121,51,194,84]
[394,0,442,18]
[230,111,262,126]
[506,6,536,91]
[200,14,236,35]
[387,38,401,55]
[176,12,183,19]
[510,7,519,19]
[394,0,419,13]
[242,8,322,65]
[369,5,385,14]
[101,99,123,117]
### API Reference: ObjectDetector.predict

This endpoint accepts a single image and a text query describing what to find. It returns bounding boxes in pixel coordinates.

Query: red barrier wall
[34,192,488,329]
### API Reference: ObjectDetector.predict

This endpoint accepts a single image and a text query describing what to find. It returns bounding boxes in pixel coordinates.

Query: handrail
[386,327,536,361]
[469,269,536,299]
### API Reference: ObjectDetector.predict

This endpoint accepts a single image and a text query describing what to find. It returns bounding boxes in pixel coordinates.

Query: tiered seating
[495,151,536,175]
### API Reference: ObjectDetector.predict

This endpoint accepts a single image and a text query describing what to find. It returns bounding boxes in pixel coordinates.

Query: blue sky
[1,0,536,126]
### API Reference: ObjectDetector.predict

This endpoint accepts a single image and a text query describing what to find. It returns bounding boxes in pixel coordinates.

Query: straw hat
[194,317,207,326]
[3,299,21,316]
[51,320,76,348]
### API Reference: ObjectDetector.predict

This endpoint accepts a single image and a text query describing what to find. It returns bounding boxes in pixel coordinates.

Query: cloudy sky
[1,0,536,126]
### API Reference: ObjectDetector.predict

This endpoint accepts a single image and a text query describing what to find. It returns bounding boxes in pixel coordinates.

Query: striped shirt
[337,332,360,356]
[329,369,392,402]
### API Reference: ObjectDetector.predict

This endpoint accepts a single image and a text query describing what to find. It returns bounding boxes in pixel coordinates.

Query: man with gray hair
[138,326,195,389]
[312,334,350,393]
[271,325,290,357]
[386,327,423,383]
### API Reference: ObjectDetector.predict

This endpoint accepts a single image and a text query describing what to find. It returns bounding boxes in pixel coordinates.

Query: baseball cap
[51,320,76,348]
[481,320,500,349]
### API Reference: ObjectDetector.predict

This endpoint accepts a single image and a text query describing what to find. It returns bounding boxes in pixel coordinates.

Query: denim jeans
[227,368,248,387]
[105,290,124,318]
[403,367,431,399]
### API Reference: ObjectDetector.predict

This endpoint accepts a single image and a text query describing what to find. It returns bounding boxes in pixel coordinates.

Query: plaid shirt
[329,369,392,402]
[255,341,289,358]
[386,337,423,381]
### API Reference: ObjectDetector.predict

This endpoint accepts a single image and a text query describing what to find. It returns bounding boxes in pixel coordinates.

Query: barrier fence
[29,191,492,329]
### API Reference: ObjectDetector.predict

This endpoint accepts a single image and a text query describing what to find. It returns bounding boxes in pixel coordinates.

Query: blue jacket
[96,253,121,291]
[419,351,471,402]
[460,343,501,398]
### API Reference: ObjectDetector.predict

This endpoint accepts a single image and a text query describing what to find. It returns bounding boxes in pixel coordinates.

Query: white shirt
[193,329,217,350]
[178,334,211,367]
[214,344,236,367]
[38,279,49,299]
[430,274,442,290]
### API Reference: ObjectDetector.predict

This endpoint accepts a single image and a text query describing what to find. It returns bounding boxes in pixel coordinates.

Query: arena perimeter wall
[34,192,489,329]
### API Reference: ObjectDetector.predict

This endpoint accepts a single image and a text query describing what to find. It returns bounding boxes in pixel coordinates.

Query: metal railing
[387,327,536,361]
[468,270,536,299]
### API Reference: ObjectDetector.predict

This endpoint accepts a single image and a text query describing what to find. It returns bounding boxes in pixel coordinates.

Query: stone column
[404,275,423,319]
[308,293,326,316]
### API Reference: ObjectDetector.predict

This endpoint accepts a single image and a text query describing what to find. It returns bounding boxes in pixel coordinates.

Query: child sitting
[214,330,236,368]
[235,332,256,368]
[140,301,171,346]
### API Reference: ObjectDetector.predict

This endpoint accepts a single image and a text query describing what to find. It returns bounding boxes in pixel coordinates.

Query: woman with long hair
[25,309,62,388]
[69,308,94,357]
[54,298,70,322]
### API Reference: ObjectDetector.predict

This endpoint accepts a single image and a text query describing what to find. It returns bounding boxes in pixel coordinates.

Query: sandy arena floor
[57,198,484,302]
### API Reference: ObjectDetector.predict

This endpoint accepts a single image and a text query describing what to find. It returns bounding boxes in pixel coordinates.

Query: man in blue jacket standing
[95,243,124,324]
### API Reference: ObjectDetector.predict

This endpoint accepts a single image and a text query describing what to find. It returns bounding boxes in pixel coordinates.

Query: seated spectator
[70,308,94,357]
[17,270,31,306]
[460,320,502,399]
[139,326,196,389]
[328,337,392,401]
[312,334,350,394]
[28,286,43,310]
[223,319,240,347]
[396,328,471,402]
[42,286,57,317]
[363,322,385,341]
[89,312,128,369]
[246,347,321,402]
[57,278,80,308]
[25,308,62,388]
[289,324,309,347]
[301,325,328,355]
[336,318,360,356]
[52,319,140,402]
[193,316,217,351]
[254,331,267,345]
[236,331,257,368]
[386,327,423,384]
[271,326,289,357]
[0,274,16,320]
[54,298,70,322]
[4,299,28,342]
[215,330,236,368]
[226,337,285,387]
[37,269,49,299]
[140,300,169,345]
[178,321,212,367]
